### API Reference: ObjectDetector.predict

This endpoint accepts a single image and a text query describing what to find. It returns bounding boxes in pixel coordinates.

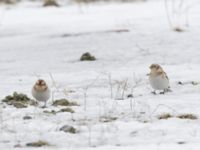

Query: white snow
[1,0,200,149]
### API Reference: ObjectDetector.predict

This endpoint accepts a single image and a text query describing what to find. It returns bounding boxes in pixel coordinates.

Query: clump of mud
[58,107,75,113]
[177,114,198,120]
[60,125,77,134]
[43,0,59,7]
[26,140,49,147]
[52,99,78,107]
[43,107,75,114]
[80,52,96,61]
[158,113,173,120]
[2,92,38,108]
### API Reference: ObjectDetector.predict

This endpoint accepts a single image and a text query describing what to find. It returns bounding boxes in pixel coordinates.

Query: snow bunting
[148,64,170,94]
[32,79,50,107]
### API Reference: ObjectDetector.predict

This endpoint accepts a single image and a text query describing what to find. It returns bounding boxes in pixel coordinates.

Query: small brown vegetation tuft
[173,27,184,32]
[177,114,198,120]
[26,140,49,147]
[43,0,59,7]
[52,99,79,106]
[80,52,96,61]
[2,92,37,108]
[158,113,173,120]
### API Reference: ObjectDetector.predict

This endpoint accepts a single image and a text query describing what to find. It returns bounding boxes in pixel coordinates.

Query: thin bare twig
[121,78,128,100]
[83,75,101,111]
[164,0,173,28]
[108,74,113,99]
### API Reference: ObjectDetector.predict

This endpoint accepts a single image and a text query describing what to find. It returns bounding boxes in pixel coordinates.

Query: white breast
[149,75,169,90]
[32,88,51,102]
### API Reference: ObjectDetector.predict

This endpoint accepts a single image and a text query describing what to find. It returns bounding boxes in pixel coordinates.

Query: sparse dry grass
[177,114,198,120]
[43,110,57,115]
[99,116,118,123]
[43,107,75,114]
[158,113,173,120]
[26,140,49,147]
[43,0,59,7]
[191,81,199,85]
[158,113,198,120]
[52,99,79,106]
[0,0,16,4]
[58,107,75,113]
[2,92,38,108]
[173,27,184,32]
[73,0,146,3]
[177,141,186,145]
[60,125,77,134]
[23,116,32,120]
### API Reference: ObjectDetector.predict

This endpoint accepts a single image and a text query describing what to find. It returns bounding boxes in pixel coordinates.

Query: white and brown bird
[148,64,170,94]
[32,79,50,107]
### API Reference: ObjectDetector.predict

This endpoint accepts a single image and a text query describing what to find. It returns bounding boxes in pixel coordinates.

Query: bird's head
[34,79,48,91]
[150,64,162,71]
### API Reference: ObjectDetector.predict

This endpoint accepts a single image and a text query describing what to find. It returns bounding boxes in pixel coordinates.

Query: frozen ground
[1,0,200,149]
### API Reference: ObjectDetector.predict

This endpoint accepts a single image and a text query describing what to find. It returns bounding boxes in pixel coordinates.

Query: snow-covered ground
[1,0,200,149]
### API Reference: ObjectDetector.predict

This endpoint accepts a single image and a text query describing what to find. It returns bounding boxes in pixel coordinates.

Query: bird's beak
[146,73,150,76]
